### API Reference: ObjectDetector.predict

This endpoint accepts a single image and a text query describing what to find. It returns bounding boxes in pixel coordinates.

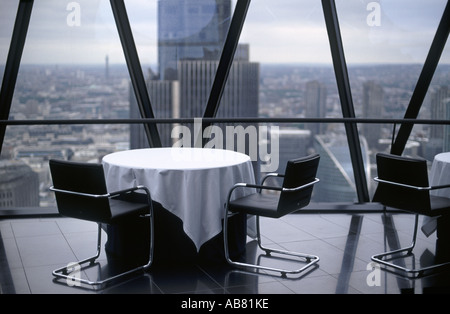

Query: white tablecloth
[422,152,450,236]
[102,147,255,251]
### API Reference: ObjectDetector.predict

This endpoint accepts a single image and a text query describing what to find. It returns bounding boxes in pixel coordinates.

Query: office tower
[130,80,180,149]
[305,80,327,136]
[105,54,109,82]
[0,160,39,207]
[158,0,231,81]
[130,0,259,149]
[178,50,259,119]
[362,81,383,149]
[422,85,450,157]
[429,86,450,152]
[313,134,370,203]
[268,128,311,174]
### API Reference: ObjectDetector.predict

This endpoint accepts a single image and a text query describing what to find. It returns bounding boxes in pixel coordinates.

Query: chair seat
[229,193,282,218]
[107,199,149,224]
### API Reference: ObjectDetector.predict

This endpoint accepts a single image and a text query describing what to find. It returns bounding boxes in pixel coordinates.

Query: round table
[429,152,450,198]
[102,147,256,252]
[422,152,450,237]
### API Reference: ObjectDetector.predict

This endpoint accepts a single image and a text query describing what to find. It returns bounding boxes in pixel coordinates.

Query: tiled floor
[1,212,450,295]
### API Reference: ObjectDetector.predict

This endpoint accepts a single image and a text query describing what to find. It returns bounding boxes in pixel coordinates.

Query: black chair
[49,159,154,288]
[372,153,450,277]
[223,154,320,277]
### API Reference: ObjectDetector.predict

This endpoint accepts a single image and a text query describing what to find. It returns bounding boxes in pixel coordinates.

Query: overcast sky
[0,0,448,66]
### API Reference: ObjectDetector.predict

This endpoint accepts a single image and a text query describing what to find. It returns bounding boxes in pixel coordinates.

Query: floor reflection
[1,212,450,294]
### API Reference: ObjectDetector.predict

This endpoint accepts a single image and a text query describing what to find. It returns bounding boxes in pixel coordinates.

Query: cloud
[0,0,448,65]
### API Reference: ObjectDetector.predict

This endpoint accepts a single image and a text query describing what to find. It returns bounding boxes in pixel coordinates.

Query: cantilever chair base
[224,216,319,277]
[52,222,153,289]
[223,154,321,277]
[371,214,450,278]
[49,159,154,289]
[371,153,450,278]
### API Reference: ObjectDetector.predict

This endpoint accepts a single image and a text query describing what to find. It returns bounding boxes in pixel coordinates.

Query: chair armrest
[49,186,110,198]
[239,182,284,192]
[430,183,450,191]
[282,178,320,192]
[109,185,150,197]
[373,177,431,190]
[50,185,151,199]
[230,177,320,195]
[260,173,284,186]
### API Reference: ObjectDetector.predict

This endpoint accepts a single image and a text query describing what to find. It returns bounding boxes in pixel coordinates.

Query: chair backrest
[49,159,112,222]
[372,153,431,212]
[277,154,320,216]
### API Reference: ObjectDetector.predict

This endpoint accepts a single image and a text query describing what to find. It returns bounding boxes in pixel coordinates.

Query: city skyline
[1,61,449,207]
[0,0,449,66]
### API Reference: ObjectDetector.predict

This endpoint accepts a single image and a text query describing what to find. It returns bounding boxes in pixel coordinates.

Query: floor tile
[1,213,450,295]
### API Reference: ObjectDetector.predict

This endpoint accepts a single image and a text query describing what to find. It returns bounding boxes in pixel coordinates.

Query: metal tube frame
[51,185,154,289]
[371,214,450,278]
[372,174,450,277]
[223,176,320,277]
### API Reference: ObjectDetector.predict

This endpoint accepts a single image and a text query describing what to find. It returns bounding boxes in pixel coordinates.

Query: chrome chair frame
[371,177,450,277]
[50,185,154,288]
[223,172,320,277]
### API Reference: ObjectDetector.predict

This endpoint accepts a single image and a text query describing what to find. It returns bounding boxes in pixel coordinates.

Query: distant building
[157,0,231,81]
[130,80,180,148]
[313,134,370,203]
[130,0,259,149]
[269,128,311,174]
[362,81,383,150]
[429,86,450,154]
[105,54,110,82]
[305,80,327,135]
[0,160,39,207]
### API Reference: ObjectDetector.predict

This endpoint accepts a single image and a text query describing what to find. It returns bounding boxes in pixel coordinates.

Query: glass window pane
[127,0,233,148]
[427,41,450,157]
[336,0,449,198]
[0,0,17,81]
[241,0,358,203]
[336,0,449,160]
[1,0,129,210]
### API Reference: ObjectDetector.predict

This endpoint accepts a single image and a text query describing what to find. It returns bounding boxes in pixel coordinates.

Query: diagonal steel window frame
[0,0,34,154]
[110,0,162,148]
[201,0,251,145]
[0,0,448,208]
[322,0,370,203]
[390,1,450,156]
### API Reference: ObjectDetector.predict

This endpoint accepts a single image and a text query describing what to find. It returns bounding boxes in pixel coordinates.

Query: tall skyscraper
[130,0,259,149]
[105,54,109,82]
[157,0,231,81]
[269,128,311,174]
[178,45,259,119]
[305,80,327,136]
[0,160,39,207]
[430,86,450,140]
[362,81,383,150]
[429,86,450,154]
